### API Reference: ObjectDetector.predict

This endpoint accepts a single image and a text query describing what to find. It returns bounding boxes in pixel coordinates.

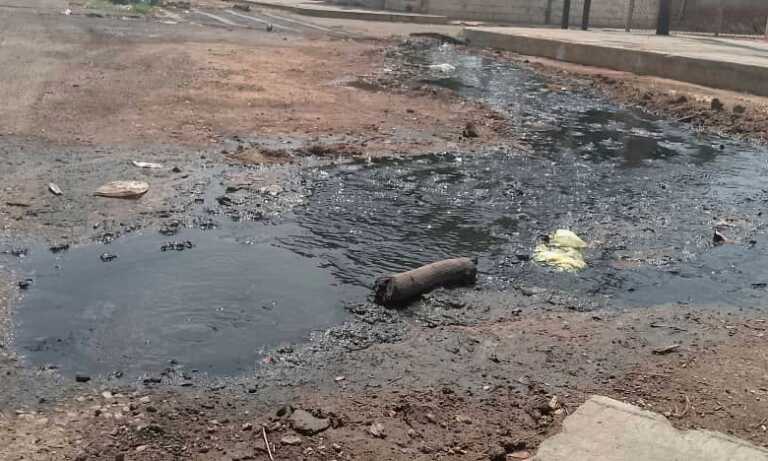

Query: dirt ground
[4,1,768,461]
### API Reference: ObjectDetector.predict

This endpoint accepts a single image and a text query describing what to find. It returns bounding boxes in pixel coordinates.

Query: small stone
[710,98,724,111]
[332,443,342,451]
[488,445,506,461]
[462,122,480,138]
[334,376,345,382]
[368,422,386,438]
[135,445,147,452]
[102,391,113,400]
[733,104,746,114]
[289,409,330,435]
[425,412,437,423]
[75,374,91,383]
[281,435,302,446]
[241,422,253,431]
[455,415,472,424]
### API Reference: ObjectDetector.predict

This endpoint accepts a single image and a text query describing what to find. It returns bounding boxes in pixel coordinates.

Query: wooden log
[374,257,477,307]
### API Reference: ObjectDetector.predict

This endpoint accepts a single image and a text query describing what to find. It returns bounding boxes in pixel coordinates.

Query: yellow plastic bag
[533,229,587,272]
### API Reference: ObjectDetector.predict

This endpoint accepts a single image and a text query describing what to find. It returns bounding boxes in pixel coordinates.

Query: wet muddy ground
[4,3,768,459]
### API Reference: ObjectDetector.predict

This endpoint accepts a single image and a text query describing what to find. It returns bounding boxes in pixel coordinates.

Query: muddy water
[14,225,365,377]
[9,43,768,378]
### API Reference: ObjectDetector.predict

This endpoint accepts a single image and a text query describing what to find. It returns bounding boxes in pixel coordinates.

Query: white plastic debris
[48,183,63,196]
[62,8,72,15]
[429,63,456,73]
[94,181,149,198]
[131,161,163,169]
[533,229,587,272]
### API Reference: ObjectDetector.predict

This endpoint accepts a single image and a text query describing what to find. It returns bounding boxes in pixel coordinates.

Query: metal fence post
[581,0,592,30]
[656,0,671,35]
[561,0,571,29]
[765,16,768,40]
[625,0,635,32]
[545,0,553,25]
[714,0,724,36]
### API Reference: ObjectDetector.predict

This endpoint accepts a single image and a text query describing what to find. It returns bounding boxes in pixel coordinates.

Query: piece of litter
[131,161,164,169]
[260,184,283,196]
[48,183,63,196]
[429,63,456,73]
[652,344,681,355]
[533,229,587,272]
[62,8,72,15]
[95,181,149,198]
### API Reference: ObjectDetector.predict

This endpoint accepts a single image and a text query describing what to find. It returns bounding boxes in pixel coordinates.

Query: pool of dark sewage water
[9,43,768,378]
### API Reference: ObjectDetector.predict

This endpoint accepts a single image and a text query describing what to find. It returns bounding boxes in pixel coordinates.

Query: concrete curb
[242,0,449,24]
[535,396,768,460]
[464,28,768,97]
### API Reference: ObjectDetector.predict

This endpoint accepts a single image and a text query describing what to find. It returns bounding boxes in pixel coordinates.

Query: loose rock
[94,181,149,198]
[288,409,330,435]
[368,422,386,438]
[281,435,302,446]
[487,445,506,461]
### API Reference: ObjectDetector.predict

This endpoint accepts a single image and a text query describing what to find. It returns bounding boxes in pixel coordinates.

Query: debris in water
[95,181,149,198]
[713,229,728,245]
[9,248,29,257]
[62,8,72,15]
[100,252,118,262]
[48,183,63,196]
[131,161,164,169]
[533,229,587,272]
[161,241,194,252]
[18,278,33,290]
[429,63,456,73]
[374,257,477,307]
[49,243,70,253]
[260,184,283,196]
[266,23,274,32]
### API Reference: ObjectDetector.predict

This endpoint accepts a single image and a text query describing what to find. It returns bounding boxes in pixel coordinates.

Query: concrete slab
[464,27,768,96]
[243,0,449,24]
[535,396,768,461]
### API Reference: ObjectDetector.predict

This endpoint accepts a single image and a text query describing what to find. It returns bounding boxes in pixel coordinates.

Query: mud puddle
[8,43,768,380]
[11,224,366,379]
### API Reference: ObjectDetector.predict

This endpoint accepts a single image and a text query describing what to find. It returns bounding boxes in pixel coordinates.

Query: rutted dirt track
[4,1,768,461]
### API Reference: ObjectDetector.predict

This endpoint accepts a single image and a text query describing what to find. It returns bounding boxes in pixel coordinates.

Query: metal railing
[558,0,768,38]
